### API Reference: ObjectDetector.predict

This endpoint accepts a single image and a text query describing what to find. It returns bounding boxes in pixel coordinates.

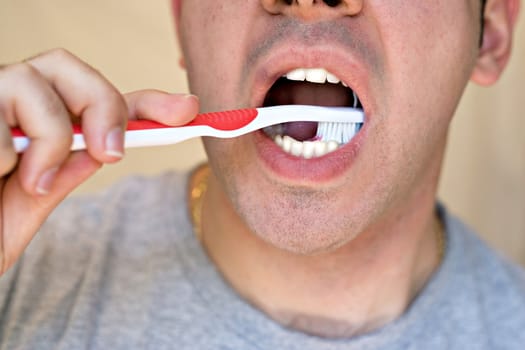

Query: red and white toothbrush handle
[11,108,259,153]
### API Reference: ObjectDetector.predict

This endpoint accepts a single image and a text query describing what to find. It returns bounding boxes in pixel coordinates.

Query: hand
[0,48,199,275]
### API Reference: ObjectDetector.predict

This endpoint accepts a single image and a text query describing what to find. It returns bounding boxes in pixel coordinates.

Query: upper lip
[249,43,374,119]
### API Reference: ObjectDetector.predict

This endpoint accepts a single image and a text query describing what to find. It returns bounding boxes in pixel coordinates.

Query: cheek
[179,2,254,111]
[376,0,479,86]
[202,137,254,196]
[374,1,479,150]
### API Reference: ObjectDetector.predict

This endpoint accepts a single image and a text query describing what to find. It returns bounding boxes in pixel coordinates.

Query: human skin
[0,0,519,340]
[0,52,199,273]
[174,0,520,337]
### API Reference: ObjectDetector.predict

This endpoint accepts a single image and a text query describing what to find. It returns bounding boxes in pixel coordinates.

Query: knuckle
[26,48,79,71]
[0,64,44,103]
[100,88,128,117]
[108,89,127,108]
[46,47,75,62]
[1,62,38,81]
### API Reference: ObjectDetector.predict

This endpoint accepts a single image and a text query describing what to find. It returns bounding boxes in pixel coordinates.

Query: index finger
[26,48,128,162]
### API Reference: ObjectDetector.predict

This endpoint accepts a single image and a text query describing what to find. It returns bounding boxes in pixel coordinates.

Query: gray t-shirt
[0,172,524,350]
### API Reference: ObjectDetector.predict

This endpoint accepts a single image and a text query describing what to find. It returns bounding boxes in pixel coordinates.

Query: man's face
[176,0,483,253]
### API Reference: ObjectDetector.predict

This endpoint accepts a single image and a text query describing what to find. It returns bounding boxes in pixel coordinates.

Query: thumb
[125,90,200,126]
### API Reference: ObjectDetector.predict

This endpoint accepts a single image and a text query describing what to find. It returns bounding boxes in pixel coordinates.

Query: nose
[261,0,363,21]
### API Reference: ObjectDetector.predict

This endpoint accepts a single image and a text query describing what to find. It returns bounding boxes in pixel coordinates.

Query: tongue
[263,80,353,142]
[283,122,318,141]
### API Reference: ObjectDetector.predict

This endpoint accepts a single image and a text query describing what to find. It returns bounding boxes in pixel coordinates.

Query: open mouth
[261,68,364,159]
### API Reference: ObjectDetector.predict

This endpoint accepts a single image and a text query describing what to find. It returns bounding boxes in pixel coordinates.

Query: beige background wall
[1,1,524,264]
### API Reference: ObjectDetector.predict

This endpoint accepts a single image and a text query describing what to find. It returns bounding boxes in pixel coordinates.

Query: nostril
[323,0,342,7]
[281,0,342,6]
[266,0,361,18]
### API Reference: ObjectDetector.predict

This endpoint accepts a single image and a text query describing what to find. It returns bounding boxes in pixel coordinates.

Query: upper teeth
[284,68,356,107]
[285,68,346,86]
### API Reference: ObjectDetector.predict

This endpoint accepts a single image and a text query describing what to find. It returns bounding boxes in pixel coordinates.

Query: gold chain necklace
[188,164,210,241]
[187,164,445,261]
[435,213,446,263]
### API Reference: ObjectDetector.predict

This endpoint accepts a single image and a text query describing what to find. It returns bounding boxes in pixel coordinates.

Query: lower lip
[253,125,366,183]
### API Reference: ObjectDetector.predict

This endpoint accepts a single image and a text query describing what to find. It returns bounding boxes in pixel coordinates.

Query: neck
[198,172,442,338]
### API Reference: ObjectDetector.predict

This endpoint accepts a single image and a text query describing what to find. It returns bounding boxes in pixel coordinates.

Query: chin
[235,191,362,255]
[255,225,352,255]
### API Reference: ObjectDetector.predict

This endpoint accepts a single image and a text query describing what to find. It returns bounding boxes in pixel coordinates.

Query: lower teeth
[275,135,339,159]
[270,121,363,159]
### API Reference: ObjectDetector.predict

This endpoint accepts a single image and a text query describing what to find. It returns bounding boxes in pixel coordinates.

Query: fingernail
[105,127,124,158]
[184,94,199,101]
[36,167,59,195]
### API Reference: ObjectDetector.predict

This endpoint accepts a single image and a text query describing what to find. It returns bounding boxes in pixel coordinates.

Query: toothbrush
[11,105,365,153]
